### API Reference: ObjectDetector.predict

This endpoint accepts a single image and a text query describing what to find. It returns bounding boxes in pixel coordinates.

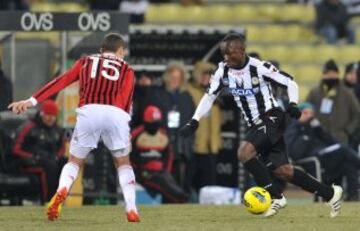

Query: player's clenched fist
[179,119,199,137]
[8,100,33,114]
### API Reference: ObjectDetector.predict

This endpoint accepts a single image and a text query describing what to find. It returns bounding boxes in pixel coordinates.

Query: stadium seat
[246,26,264,42]
[299,84,312,101]
[208,5,233,23]
[31,2,87,12]
[264,45,291,63]
[296,65,321,84]
[338,45,360,64]
[258,4,281,21]
[290,46,317,63]
[232,5,259,22]
[146,3,318,24]
[247,45,267,58]
[315,45,338,63]
[281,64,298,79]
[280,5,315,23]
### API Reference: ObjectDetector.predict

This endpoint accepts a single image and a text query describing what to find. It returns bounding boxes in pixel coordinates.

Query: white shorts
[69,104,131,159]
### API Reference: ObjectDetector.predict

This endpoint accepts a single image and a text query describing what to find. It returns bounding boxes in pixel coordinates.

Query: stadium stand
[15,2,358,102]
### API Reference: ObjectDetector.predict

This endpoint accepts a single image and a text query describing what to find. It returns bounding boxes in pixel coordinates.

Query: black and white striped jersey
[192,56,299,127]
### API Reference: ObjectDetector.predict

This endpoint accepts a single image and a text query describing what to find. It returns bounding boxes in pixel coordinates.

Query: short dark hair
[101,33,125,53]
[220,33,246,55]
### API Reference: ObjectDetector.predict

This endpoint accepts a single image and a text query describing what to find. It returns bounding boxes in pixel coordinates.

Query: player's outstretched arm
[8,100,34,114]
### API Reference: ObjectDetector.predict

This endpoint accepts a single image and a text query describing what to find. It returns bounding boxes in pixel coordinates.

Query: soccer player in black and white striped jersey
[180,34,343,217]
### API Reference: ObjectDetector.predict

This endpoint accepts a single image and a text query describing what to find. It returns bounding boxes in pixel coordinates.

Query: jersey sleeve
[121,67,135,113]
[192,63,223,121]
[30,59,84,105]
[260,62,299,104]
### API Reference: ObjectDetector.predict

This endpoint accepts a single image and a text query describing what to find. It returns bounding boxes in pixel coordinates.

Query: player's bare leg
[238,141,286,217]
[274,164,343,218]
[113,152,140,222]
[47,155,84,221]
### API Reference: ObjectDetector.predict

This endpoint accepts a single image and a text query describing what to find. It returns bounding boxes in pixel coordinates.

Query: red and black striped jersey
[32,53,135,113]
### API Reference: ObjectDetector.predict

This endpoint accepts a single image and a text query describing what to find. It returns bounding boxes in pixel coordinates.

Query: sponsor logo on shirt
[229,87,260,96]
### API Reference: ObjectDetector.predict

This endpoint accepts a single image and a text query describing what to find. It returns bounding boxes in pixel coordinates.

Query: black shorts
[244,108,289,168]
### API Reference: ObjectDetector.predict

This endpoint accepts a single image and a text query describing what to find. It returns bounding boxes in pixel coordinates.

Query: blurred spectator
[187,61,221,192]
[0,61,13,112]
[343,62,360,152]
[120,0,149,24]
[307,59,360,145]
[132,71,155,127]
[145,62,195,192]
[131,106,188,203]
[343,0,360,16]
[86,0,120,10]
[0,0,30,10]
[343,62,360,101]
[285,102,360,200]
[315,0,356,44]
[12,100,66,202]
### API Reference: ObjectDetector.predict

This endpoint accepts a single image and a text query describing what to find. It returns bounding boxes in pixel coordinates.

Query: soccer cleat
[327,184,343,218]
[263,195,287,218]
[47,187,68,221]
[127,210,140,222]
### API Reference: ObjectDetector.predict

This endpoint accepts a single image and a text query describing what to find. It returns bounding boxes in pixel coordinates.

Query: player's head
[100,33,126,59]
[220,33,246,68]
[344,62,358,86]
[322,59,339,87]
[39,100,58,127]
[298,102,315,123]
[143,105,162,135]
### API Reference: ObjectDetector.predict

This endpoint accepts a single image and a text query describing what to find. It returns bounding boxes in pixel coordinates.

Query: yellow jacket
[187,84,222,155]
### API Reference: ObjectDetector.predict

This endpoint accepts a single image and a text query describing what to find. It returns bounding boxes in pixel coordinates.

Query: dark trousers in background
[319,146,360,201]
[192,154,217,192]
[172,156,192,194]
[136,170,189,203]
[20,156,66,202]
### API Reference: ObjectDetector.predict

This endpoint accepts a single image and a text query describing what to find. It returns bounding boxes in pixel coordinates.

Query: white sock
[118,165,137,213]
[57,162,80,192]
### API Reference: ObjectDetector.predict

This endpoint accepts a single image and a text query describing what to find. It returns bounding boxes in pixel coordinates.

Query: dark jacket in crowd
[0,69,13,112]
[13,115,65,162]
[307,81,360,144]
[315,0,350,34]
[284,120,337,161]
[131,125,173,172]
[86,0,120,10]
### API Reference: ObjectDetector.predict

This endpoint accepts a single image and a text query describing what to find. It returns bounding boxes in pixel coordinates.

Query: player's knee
[274,165,294,181]
[114,155,131,168]
[237,142,256,163]
[69,155,85,168]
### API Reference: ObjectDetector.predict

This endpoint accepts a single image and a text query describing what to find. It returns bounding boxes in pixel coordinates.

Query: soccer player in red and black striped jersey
[8,33,140,222]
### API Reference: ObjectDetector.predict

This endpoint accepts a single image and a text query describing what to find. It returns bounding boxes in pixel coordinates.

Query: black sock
[243,158,282,199]
[291,168,334,201]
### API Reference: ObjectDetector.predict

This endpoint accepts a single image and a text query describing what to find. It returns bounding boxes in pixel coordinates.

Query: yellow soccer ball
[243,186,271,214]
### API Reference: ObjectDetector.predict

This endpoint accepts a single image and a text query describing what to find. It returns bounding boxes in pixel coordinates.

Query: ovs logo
[20,12,53,31]
[78,13,110,31]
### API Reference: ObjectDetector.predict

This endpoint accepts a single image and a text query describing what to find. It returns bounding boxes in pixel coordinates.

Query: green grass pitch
[0,203,360,231]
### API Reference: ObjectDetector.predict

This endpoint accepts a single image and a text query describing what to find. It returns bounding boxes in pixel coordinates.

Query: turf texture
[0,203,360,231]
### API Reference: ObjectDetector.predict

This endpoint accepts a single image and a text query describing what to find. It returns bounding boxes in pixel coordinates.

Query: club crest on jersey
[251,76,259,85]
[229,87,259,96]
